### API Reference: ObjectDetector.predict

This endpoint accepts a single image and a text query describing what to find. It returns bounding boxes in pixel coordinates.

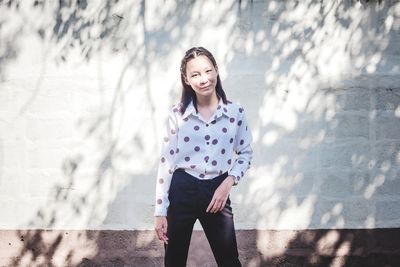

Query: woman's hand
[154,216,169,244]
[206,176,235,213]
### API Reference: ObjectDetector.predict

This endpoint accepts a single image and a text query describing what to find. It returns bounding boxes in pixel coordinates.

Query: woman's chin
[195,88,216,97]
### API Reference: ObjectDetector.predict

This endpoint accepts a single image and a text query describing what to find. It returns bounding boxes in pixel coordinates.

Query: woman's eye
[206,69,212,73]
[191,74,198,78]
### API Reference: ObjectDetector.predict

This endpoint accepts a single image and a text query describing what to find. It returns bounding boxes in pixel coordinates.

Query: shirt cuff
[154,197,169,217]
[154,207,167,217]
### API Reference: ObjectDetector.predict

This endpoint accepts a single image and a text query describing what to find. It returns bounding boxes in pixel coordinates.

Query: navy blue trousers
[164,169,241,267]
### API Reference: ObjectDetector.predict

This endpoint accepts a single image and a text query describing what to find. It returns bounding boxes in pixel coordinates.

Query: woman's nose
[200,74,207,83]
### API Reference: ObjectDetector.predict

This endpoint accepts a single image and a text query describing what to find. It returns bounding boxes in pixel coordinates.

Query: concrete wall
[1,0,400,266]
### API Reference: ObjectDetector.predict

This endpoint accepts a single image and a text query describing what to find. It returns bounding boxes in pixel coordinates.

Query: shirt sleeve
[228,107,253,185]
[154,109,179,216]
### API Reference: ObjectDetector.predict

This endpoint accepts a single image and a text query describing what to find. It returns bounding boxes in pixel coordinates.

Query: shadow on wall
[1,0,199,265]
[230,0,400,266]
[1,0,400,266]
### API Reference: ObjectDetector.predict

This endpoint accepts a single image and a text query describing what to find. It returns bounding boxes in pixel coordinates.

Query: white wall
[0,0,399,230]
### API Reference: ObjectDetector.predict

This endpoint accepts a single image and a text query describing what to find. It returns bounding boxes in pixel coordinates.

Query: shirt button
[206,142,210,145]
[206,124,209,127]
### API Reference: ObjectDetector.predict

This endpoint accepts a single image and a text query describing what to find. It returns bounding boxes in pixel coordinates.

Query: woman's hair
[179,47,228,114]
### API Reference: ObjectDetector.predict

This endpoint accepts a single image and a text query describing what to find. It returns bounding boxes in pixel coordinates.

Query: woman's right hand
[154,216,169,244]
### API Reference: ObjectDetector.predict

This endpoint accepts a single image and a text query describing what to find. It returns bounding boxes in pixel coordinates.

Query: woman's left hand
[206,176,235,213]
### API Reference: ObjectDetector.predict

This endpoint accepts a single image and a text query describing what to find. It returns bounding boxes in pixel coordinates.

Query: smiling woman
[1,0,400,266]
[154,47,253,267]
[185,56,218,98]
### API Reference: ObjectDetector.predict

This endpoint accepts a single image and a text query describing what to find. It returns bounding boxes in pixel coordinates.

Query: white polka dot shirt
[154,99,253,216]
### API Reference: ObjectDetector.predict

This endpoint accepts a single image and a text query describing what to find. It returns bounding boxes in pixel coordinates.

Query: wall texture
[1,0,400,266]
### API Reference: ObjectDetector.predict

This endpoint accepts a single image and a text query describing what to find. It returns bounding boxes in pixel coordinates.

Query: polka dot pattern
[154,101,252,216]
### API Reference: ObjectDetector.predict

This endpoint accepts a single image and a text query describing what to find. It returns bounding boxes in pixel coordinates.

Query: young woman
[154,47,253,267]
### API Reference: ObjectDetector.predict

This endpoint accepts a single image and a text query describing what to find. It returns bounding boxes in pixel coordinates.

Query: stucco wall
[1,0,400,233]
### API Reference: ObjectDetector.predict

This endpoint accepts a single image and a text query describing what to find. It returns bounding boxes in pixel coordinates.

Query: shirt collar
[181,101,196,119]
[181,98,233,120]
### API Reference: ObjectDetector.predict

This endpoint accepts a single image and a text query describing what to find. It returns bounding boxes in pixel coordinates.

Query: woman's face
[185,55,218,98]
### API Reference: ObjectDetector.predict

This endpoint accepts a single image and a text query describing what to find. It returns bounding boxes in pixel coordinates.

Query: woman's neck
[196,92,219,108]
[195,92,219,122]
